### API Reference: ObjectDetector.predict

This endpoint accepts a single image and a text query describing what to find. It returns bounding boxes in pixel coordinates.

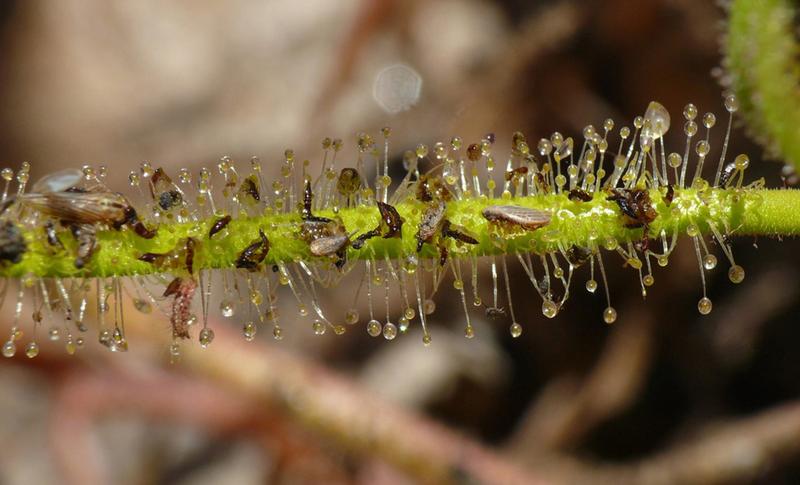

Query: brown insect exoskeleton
[150,168,184,211]
[238,175,261,204]
[352,201,404,249]
[337,168,362,206]
[209,215,232,238]
[664,184,675,206]
[606,188,657,250]
[505,166,529,182]
[0,221,26,265]
[235,229,270,271]
[416,174,453,203]
[163,277,197,340]
[70,224,97,269]
[568,189,593,202]
[416,200,446,252]
[139,237,197,275]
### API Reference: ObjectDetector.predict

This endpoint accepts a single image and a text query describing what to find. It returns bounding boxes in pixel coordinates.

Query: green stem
[726,0,800,171]
[4,188,798,279]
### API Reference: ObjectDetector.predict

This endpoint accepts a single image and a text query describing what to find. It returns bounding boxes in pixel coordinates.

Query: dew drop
[333,325,346,336]
[728,265,745,284]
[273,326,284,341]
[423,299,436,315]
[199,327,215,348]
[298,305,309,317]
[603,307,617,324]
[698,297,713,315]
[473,297,482,307]
[243,321,257,341]
[219,300,235,318]
[383,322,398,340]
[542,300,558,319]
[404,307,415,320]
[703,254,718,270]
[724,94,739,113]
[586,279,598,293]
[65,340,77,355]
[509,323,523,338]
[169,342,181,361]
[422,334,432,346]
[48,328,60,342]
[133,299,152,314]
[345,309,359,325]
[25,342,39,359]
[367,319,382,337]
[643,274,655,286]
[465,325,476,339]
[657,255,669,267]
[312,320,326,336]
[2,341,15,358]
[398,316,410,332]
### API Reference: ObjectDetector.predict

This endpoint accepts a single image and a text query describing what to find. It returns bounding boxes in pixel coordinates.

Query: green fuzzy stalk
[726,0,800,170]
[3,187,798,279]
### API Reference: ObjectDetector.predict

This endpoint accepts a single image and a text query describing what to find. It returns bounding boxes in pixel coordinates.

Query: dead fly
[568,189,593,202]
[301,180,332,223]
[664,184,675,206]
[416,200,446,252]
[238,175,261,204]
[150,168,184,211]
[718,162,738,188]
[139,237,197,276]
[310,232,350,269]
[416,174,453,203]
[11,190,157,239]
[337,168,362,199]
[606,188,656,229]
[70,224,97,269]
[505,166,528,183]
[235,229,270,271]
[0,221,26,265]
[209,215,232,238]
[301,217,351,269]
[485,306,507,320]
[44,221,64,249]
[566,245,592,267]
[163,277,197,339]
[482,205,552,231]
[441,220,478,245]
[606,188,657,250]
[352,201,404,249]
[5,189,157,268]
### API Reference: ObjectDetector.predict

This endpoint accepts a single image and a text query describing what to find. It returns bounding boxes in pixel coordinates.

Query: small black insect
[607,188,657,251]
[70,223,97,269]
[664,184,675,206]
[353,202,404,249]
[606,188,656,229]
[568,189,593,202]
[239,175,261,202]
[0,221,26,265]
[151,168,183,211]
[209,215,232,238]
[235,229,270,271]
[718,162,737,188]
[441,220,478,245]
[566,245,592,267]
[44,221,63,249]
[505,166,528,182]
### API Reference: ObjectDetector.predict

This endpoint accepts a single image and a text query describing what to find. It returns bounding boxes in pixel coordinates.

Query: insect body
[235,230,270,271]
[481,205,552,231]
[0,221,26,265]
[352,201,404,249]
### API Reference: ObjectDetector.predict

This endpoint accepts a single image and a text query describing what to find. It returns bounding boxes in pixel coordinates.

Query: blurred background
[1,1,799,484]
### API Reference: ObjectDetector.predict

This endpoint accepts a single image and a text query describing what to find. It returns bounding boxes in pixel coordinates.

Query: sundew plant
[0,0,797,365]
